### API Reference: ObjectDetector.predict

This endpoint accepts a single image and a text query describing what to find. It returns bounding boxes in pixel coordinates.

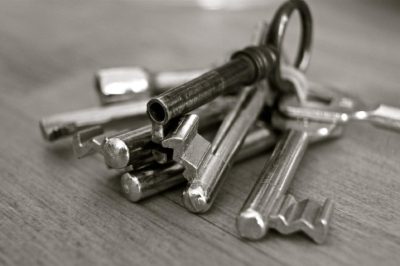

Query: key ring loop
[263,0,313,94]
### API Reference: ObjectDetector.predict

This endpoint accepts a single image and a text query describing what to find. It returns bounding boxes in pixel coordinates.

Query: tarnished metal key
[39,100,148,141]
[279,83,400,133]
[72,97,234,169]
[121,123,276,202]
[96,67,208,105]
[236,72,342,244]
[146,0,313,125]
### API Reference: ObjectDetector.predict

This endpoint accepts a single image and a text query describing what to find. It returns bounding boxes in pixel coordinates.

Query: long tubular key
[236,72,341,244]
[39,100,148,141]
[147,0,313,125]
[162,83,268,213]
[95,67,208,105]
[121,123,276,202]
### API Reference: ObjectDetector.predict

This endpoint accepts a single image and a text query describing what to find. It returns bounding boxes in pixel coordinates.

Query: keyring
[263,0,313,97]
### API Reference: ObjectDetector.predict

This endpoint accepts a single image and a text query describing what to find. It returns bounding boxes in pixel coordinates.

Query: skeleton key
[279,82,400,133]
[121,122,276,202]
[147,0,312,125]
[96,67,208,105]
[162,83,268,213]
[72,97,233,169]
[236,72,342,244]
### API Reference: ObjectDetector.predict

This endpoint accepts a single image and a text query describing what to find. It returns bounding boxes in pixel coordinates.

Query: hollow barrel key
[146,0,313,126]
[95,67,208,105]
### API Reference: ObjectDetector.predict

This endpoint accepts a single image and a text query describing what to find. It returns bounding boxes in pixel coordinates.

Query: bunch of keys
[38,0,400,244]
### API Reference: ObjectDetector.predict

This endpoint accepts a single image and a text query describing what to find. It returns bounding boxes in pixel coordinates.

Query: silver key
[72,97,234,169]
[39,100,148,141]
[279,82,400,132]
[121,122,276,202]
[96,67,208,105]
[237,72,342,244]
[162,83,268,213]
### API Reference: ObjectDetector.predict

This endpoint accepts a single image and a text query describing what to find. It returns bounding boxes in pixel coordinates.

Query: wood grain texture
[1,0,400,265]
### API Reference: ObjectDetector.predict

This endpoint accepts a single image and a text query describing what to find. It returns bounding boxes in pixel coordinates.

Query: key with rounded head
[121,123,276,202]
[95,67,208,105]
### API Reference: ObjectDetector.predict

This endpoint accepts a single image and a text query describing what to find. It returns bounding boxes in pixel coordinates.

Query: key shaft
[147,46,276,125]
[96,67,208,105]
[121,124,276,202]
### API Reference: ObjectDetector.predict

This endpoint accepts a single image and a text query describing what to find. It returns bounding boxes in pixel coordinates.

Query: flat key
[121,122,276,202]
[39,100,148,141]
[279,82,400,132]
[96,67,208,105]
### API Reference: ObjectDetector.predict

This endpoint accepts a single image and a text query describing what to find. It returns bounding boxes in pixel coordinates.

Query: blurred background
[1,1,400,265]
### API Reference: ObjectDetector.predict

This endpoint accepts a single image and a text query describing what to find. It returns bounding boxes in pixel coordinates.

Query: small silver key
[279,82,400,132]
[121,122,276,202]
[237,71,342,244]
[96,67,208,105]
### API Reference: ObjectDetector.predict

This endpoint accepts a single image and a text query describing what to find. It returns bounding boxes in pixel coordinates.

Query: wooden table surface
[1,0,400,265]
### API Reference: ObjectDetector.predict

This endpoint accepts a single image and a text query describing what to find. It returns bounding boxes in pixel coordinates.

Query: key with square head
[146,0,313,126]
[279,80,400,133]
[121,122,277,202]
[236,71,342,244]
[95,67,209,105]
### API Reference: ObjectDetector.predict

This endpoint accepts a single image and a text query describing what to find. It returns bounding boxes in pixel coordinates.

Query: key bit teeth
[162,114,200,159]
[162,114,211,181]
[269,195,334,244]
[72,126,105,158]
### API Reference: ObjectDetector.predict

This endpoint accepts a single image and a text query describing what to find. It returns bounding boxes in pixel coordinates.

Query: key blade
[72,126,105,158]
[269,194,334,244]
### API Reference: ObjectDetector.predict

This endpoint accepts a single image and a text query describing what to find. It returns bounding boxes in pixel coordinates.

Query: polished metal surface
[280,88,400,133]
[121,123,276,202]
[96,67,207,105]
[162,83,268,213]
[39,100,148,141]
[236,71,342,244]
[147,0,312,126]
[72,97,233,169]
